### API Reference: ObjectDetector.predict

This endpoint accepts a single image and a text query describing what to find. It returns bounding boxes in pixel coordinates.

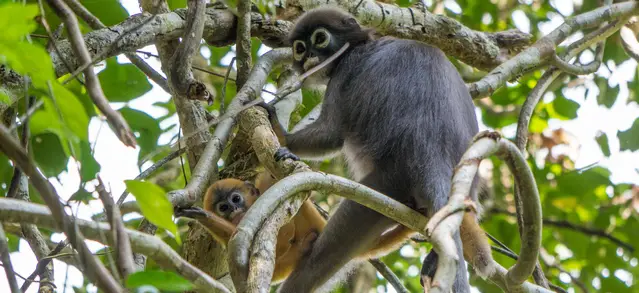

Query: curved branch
[0,225,20,293]
[229,172,428,292]
[424,131,541,291]
[468,1,639,98]
[0,198,231,293]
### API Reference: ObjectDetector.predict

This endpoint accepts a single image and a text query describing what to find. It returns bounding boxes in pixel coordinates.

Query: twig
[114,147,186,207]
[490,208,634,253]
[0,198,231,293]
[220,58,236,114]
[0,225,20,293]
[37,0,81,85]
[21,240,68,292]
[62,0,170,92]
[136,50,278,96]
[0,123,123,293]
[97,177,137,277]
[46,0,136,148]
[369,259,410,293]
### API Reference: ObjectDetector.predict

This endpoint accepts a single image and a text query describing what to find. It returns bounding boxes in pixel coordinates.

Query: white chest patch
[342,140,374,181]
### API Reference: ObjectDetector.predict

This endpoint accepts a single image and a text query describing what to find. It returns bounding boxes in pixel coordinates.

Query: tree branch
[0,198,231,293]
[96,177,138,276]
[168,0,210,100]
[490,208,635,253]
[235,0,252,88]
[620,17,639,61]
[46,0,137,148]
[468,1,639,98]
[283,0,532,70]
[0,123,123,293]
[0,224,20,293]
[63,0,170,92]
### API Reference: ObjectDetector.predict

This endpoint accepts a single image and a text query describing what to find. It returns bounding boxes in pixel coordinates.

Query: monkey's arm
[175,207,236,245]
[357,225,415,259]
[259,102,343,161]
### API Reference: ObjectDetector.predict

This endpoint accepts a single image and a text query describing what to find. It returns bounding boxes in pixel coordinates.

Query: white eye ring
[311,28,331,48]
[293,40,306,61]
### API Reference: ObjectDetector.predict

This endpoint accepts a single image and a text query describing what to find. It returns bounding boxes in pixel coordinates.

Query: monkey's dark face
[289,7,372,80]
[212,190,247,224]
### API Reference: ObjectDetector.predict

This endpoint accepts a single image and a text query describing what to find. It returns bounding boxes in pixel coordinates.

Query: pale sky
[1,1,638,292]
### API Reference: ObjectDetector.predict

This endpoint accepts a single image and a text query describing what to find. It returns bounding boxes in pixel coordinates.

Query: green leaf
[595,132,611,157]
[51,82,89,141]
[126,271,194,291]
[99,59,152,102]
[124,180,180,244]
[81,0,128,26]
[31,133,69,177]
[0,91,9,104]
[119,108,162,160]
[0,3,39,41]
[0,41,55,87]
[552,94,579,120]
[79,141,100,182]
[617,118,639,151]
[596,77,619,109]
[70,187,94,204]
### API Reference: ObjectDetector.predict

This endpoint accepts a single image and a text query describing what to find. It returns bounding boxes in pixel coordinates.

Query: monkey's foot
[174,206,208,219]
[275,147,300,161]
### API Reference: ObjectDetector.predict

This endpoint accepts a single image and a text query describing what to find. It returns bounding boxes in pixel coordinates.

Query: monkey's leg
[277,200,396,292]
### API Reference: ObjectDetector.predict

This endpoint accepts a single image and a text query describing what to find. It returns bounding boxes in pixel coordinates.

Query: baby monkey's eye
[232,195,241,203]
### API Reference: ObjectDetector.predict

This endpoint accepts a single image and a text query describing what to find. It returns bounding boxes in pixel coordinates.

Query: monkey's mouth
[303,56,321,72]
[230,210,246,225]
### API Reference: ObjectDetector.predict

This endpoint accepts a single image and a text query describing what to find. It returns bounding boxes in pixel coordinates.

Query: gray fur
[277,7,479,293]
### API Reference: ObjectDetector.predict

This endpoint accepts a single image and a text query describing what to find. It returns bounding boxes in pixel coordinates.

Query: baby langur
[175,171,415,284]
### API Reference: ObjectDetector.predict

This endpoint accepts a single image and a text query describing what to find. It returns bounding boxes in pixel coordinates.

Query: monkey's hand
[254,101,278,119]
[275,147,300,161]
[174,206,208,219]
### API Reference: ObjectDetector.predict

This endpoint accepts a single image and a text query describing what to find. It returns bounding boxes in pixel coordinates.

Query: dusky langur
[259,7,494,293]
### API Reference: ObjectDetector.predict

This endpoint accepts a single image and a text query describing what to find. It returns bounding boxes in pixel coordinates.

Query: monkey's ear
[245,181,261,197]
[342,17,359,27]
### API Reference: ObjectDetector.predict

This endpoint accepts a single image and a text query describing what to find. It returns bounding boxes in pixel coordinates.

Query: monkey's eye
[311,28,331,48]
[293,40,306,61]
[231,194,242,203]
[218,203,229,213]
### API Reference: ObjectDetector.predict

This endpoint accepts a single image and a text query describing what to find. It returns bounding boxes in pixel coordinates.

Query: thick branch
[235,0,252,88]
[284,0,531,70]
[168,0,210,100]
[0,198,231,293]
[0,124,123,293]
